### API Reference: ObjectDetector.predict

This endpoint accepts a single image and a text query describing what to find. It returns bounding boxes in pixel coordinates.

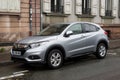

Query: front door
[62,23,87,57]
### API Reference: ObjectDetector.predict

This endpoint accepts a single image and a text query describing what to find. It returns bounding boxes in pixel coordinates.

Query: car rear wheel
[95,43,107,59]
[47,49,63,69]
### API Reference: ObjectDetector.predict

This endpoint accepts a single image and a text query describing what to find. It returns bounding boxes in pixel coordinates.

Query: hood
[16,36,58,44]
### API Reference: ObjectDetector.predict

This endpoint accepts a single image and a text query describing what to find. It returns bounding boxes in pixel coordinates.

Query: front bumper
[11,48,46,64]
[11,57,45,64]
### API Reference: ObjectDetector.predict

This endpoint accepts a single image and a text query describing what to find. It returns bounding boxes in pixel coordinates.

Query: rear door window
[82,23,98,33]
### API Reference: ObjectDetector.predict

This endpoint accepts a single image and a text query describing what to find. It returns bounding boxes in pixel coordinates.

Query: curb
[0,60,14,66]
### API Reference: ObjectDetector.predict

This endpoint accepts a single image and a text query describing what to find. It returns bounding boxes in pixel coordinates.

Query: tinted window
[82,24,97,32]
[38,24,69,36]
[67,24,83,35]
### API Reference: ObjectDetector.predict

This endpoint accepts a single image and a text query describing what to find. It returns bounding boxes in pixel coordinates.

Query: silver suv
[11,22,109,69]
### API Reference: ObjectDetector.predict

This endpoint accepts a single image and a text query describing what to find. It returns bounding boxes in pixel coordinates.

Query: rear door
[81,23,99,52]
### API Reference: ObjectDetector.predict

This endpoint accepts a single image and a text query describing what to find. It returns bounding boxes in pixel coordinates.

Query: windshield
[38,24,69,36]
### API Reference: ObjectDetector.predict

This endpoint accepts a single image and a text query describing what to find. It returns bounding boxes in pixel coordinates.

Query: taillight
[104,31,108,35]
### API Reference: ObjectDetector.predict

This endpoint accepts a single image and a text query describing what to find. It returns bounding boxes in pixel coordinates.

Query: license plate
[13,51,21,56]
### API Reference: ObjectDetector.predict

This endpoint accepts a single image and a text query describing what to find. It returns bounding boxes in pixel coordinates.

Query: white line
[0,70,29,80]
[108,53,117,55]
[0,75,14,80]
[13,70,29,75]
[0,73,24,80]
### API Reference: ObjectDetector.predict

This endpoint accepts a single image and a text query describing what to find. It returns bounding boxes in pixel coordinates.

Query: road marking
[0,75,14,80]
[0,73,24,80]
[108,53,117,56]
[13,70,29,75]
[0,70,29,80]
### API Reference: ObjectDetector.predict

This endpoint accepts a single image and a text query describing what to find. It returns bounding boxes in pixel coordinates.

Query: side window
[67,24,83,35]
[82,24,97,33]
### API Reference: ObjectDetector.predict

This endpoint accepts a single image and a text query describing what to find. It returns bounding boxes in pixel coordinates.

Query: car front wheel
[96,43,107,59]
[47,49,63,69]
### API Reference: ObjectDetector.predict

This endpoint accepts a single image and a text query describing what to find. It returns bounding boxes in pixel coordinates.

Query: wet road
[0,48,120,80]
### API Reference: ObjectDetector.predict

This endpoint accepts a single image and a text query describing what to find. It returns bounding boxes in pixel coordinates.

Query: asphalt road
[0,48,120,80]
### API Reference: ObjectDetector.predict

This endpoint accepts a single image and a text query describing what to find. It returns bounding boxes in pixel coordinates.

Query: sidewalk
[0,52,13,66]
[0,46,13,66]
[109,39,120,49]
[0,39,120,65]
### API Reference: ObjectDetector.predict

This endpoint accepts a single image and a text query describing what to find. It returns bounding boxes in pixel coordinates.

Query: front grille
[12,43,30,56]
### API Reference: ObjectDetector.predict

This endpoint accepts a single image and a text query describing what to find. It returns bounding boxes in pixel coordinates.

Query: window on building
[0,0,20,13]
[105,0,112,16]
[82,0,91,15]
[43,0,72,14]
[51,0,64,13]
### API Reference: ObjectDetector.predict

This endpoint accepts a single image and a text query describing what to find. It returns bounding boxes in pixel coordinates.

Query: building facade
[0,0,120,43]
[0,0,41,43]
[42,0,120,39]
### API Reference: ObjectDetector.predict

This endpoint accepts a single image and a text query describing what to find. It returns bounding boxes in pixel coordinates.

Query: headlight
[30,43,41,48]
[13,43,29,49]
[30,41,48,48]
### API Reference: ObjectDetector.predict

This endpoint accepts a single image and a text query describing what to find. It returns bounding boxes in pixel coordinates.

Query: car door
[62,23,87,57]
[81,23,99,52]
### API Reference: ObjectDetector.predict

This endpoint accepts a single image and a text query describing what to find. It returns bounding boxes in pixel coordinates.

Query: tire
[95,43,107,59]
[47,49,63,69]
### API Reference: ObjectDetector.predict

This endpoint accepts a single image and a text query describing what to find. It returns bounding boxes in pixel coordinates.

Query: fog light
[28,55,40,60]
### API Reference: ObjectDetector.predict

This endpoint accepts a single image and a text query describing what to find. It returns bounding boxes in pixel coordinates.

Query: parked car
[11,22,109,69]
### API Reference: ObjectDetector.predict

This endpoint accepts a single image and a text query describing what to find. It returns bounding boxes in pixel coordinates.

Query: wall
[0,0,29,42]
[0,0,41,43]
[102,24,120,39]
[31,0,41,35]
[43,0,120,39]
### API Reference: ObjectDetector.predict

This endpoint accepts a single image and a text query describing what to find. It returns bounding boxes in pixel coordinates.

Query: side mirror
[64,31,73,37]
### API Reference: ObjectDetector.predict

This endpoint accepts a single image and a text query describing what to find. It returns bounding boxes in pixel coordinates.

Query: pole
[35,0,37,34]
[29,0,32,36]
[40,0,43,31]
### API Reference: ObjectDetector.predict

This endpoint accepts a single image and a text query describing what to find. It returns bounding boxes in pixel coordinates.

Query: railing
[105,10,112,16]
[82,8,91,15]
[51,5,64,13]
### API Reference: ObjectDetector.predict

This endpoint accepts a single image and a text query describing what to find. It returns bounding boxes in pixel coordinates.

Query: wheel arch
[97,39,109,49]
[45,44,66,62]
